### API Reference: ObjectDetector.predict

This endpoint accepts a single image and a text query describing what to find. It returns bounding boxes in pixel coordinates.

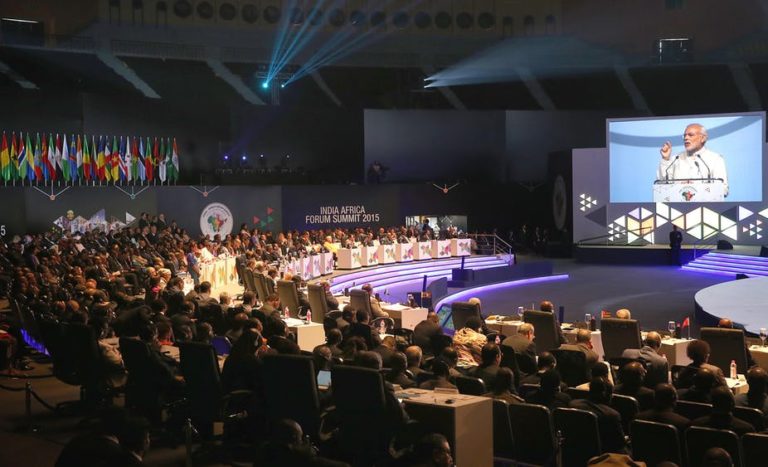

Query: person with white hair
[657,123,729,196]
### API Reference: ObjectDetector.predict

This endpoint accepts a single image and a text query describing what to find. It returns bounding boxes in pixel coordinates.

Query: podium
[395,243,413,262]
[337,248,362,270]
[378,244,396,264]
[360,246,379,267]
[653,178,726,202]
[451,238,471,256]
[319,252,334,275]
[431,240,451,259]
[414,241,432,260]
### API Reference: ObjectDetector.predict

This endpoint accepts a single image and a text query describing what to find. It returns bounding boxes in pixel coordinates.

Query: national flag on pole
[82,135,91,181]
[681,317,690,329]
[0,132,10,182]
[61,134,70,182]
[30,133,43,181]
[42,133,52,182]
[10,132,19,181]
[158,137,167,183]
[18,132,31,181]
[99,136,109,181]
[130,136,139,181]
[171,137,180,183]
[118,136,127,182]
[51,134,61,180]
[138,137,146,182]
[25,133,35,181]
[71,135,79,182]
[111,136,120,182]
[145,136,154,182]
[91,135,99,180]
[123,136,132,182]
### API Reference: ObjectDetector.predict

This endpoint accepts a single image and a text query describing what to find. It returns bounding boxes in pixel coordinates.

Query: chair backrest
[553,407,602,467]
[499,344,522,389]
[392,328,414,347]
[253,271,270,302]
[686,426,741,467]
[331,365,386,418]
[742,432,768,467]
[306,284,329,324]
[600,318,641,360]
[701,327,749,375]
[674,400,712,421]
[509,403,556,464]
[244,269,259,298]
[178,342,224,421]
[430,334,453,357]
[455,375,486,395]
[119,337,161,419]
[610,394,639,434]
[630,420,682,466]
[262,354,321,437]
[523,310,559,352]
[735,406,765,431]
[551,349,589,387]
[51,323,88,386]
[276,280,301,318]
[566,387,590,400]
[349,289,373,316]
[210,336,232,356]
[371,317,395,335]
[519,383,540,400]
[492,399,515,458]
[38,318,64,363]
[450,301,482,332]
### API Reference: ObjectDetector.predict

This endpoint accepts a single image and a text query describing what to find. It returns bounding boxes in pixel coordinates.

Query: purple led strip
[433,274,570,312]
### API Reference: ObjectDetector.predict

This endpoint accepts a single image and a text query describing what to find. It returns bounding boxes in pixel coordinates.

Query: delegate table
[360,246,379,267]
[431,240,451,259]
[485,318,605,361]
[381,303,428,330]
[450,238,472,256]
[399,388,493,467]
[395,242,414,262]
[413,241,432,260]
[283,317,326,352]
[337,247,362,270]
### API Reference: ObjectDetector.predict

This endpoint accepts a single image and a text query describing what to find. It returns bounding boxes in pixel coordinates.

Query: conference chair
[518,383,540,400]
[600,318,641,361]
[393,328,414,347]
[254,272,271,302]
[499,345,523,390]
[734,406,765,431]
[276,280,301,318]
[742,432,768,467]
[492,399,515,459]
[371,317,395,335]
[450,301,482,332]
[553,407,601,467]
[630,420,682,467]
[210,336,232,356]
[198,303,226,335]
[701,327,750,375]
[609,394,639,434]
[566,387,589,400]
[261,354,324,440]
[551,348,590,387]
[523,310,560,352]
[306,284,329,324]
[243,269,260,299]
[120,337,164,423]
[455,375,486,395]
[349,289,374,317]
[674,400,712,421]
[508,403,556,465]
[686,426,742,467]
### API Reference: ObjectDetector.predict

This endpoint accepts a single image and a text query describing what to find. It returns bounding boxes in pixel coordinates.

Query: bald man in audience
[735,366,768,414]
[539,300,567,346]
[501,322,537,375]
[718,317,756,368]
[413,312,443,352]
[636,383,691,440]
[615,309,631,320]
[560,329,599,370]
[621,331,669,387]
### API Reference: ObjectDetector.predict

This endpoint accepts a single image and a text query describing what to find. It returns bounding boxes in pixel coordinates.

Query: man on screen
[657,123,729,197]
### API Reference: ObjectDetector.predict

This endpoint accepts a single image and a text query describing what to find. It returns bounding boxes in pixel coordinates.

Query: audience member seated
[347,310,382,350]
[569,377,628,454]
[405,345,425,378]
[636,383,690,438]
[501,322,537,375]
[452,316,487,369]
[267,321,301,355]
[702,447,734,467]
[539,300,567,346]
[256,293,281,323]
[413,312,443,352]
[525,369,571,409]
[735,366,768,414]
[615,361,655,411]
[319,280,339,311]
[520,351,557,386]
[394,433,454,467]
[615,309,631,320]
[255,418,349,467]
[337,305,354,333]
[718,317,757,368]
[386,352,416,389]
[221,326,266,394]
[679,368,718,404]
[373,335,397,368]
[483,367,523,405]
[439,347,463,381]
[419,359,457,391]
[472,342,502,388]
[690,386,756,436]
[341,336,367,363]
[621,331,669,387]
[675,339,727,389]
[361,283,389,318]
[560,328,599,371]
[326,328,344,358]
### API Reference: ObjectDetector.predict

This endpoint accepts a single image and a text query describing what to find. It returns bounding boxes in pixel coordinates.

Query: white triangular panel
[720,217,736,230]
[758,220,763,226]
[722,225,738,240]
[670,207,683,219]
[739,206,753,221]
[702,208,719,229]
[580,207,586,212]
[743,226,749,233]
[580,193,586,199]
[586,196,592,202]
[687,225,702,239]
[614,216,627,227]
[627,232,639,243]
[656,216,668,228]
[759,234,763,239]
[672,216,686,229]
[640,208,653,220]
[685,208,702,228]
[628,208,640,219]
[760,208,768,218]
[656,202,670,219]
[702,224,717,239]
[643,232,654,243]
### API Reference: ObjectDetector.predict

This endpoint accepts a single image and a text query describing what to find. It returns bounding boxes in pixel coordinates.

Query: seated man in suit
[570,377,628,454]
[539,300,567,346]
[405,345,426,378]
[636,383,690,443]
[675,339,726,389]
[361,283,389,318]
[735,366,768,414]
[520,351,558,386]
[386,351,416,389]
[413,312,443,353]
[621,331,669,387]
[501,323,537,376]
[472,342,502,389]
[483,367,524,405]
[318,280,339,311]
[678,368,719,404]
[615,361,655,411]
[690,386,756,436]
[419,359,457,391]
[718,317,756,368]
[347,309,382,350]
[560,329,599,371]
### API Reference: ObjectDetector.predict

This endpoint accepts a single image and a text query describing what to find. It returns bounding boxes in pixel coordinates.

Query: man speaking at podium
[657,123,729,197]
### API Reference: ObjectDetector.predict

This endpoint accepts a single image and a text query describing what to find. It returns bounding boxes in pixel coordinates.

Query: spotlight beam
[270,0,337,79]
[267,0,300,83]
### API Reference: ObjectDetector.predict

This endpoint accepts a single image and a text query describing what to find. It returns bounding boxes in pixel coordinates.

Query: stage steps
[681,252,768,277]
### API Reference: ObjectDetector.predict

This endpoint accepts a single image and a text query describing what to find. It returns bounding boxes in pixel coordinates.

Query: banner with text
[282,185,401,230]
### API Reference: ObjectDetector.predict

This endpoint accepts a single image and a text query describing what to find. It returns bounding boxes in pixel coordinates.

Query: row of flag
[0,132,180,184]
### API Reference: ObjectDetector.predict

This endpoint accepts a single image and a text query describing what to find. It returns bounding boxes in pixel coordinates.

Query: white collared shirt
[657,146,729,196]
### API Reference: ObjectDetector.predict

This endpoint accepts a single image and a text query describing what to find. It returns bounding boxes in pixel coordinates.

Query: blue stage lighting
[280,83,286,88]
[262,81,269,89]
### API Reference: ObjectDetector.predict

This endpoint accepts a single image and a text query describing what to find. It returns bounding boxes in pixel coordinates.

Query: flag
[42,133,53,182]
[170,137,180,182]
[0,132,10,181]
[130,136,139,181]
[10,132,18,181]
[681,317,690,329]
[123,136,132,183]
[74,135,82,182]
[91,135,98,180]
[111,136,119,182]
[68,135,77,182]
[82,135,91,181]
[138,137,146,182]
[104,136,113,182]
[61,134,70,182]
[33,133,43,181]
[25,133,35,181]
[18,132,30,181]
[145,136,154,182]
[117,136,127,182]
[158,137,167,183]
[97,136,107,181]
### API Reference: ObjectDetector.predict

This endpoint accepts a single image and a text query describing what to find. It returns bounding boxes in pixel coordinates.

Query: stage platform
[575,244,711,265]
[695,277,768,334]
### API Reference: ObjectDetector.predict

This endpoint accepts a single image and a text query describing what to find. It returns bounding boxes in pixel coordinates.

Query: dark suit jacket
[636,408,690,437]
[347,322,381,350]
[501,334,537,375]
[615,384,655,411]
[691,413,755,436]
[569,399,627,454]
[472,365,500,389]
[413,319,443,352]
[559,342,599,368]
[621,346,670,387]
[675,363,727,389]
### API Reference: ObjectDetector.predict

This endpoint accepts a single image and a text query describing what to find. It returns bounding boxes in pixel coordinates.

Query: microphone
[665,155,679,181]
[696,154,712,180]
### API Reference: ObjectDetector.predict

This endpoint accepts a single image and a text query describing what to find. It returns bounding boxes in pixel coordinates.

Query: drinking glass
[760,328,767,347]
[585,313,592,324]
[668,321,676,336]
[517,306,525,319]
